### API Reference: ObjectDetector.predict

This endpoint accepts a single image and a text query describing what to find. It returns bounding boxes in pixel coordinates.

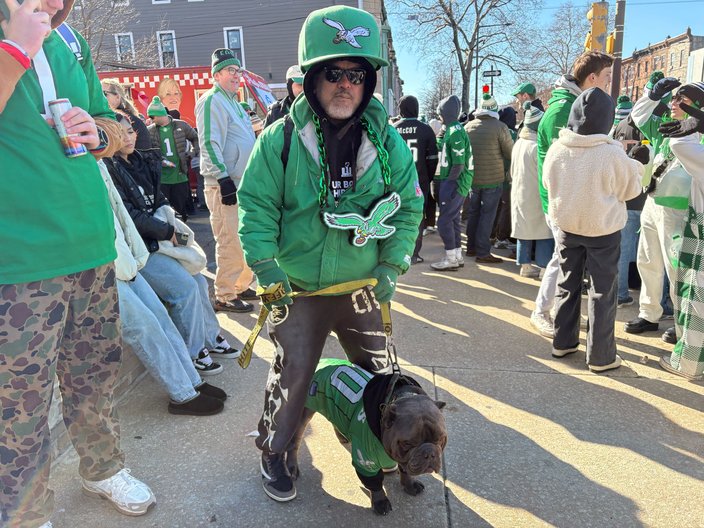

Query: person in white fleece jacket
[543,87,644,372]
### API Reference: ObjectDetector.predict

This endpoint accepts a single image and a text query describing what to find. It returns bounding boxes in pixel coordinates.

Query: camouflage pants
[0,264,125,528]
[256,287,390,454]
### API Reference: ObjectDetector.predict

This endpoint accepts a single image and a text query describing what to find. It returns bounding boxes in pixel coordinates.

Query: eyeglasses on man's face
[223,67,241,76]
[323,67,366,85]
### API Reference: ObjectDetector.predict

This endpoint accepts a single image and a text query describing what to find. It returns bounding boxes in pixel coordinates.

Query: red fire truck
[97,66,277,127]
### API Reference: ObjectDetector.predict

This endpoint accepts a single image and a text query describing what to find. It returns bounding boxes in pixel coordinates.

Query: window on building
[680,49,685,66]
[157,30,178,67]
[652,57,657,70]
[644,60,649,74]
[636,63,640,77]
[114,33,134,62]
[670,52,675,69]
[223,27,245,67]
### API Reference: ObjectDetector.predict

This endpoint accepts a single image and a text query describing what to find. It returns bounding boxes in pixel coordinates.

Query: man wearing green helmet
[237,5,423,503]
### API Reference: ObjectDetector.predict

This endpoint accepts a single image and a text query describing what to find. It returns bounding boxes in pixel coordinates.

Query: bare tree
[391,0,540,112]
[420,60,458,117]
[67,0,165,70]
[509,1,591,87]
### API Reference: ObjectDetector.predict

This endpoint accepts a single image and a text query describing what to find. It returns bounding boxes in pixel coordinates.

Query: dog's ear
[434,400,446,410]
[380,403,397,429]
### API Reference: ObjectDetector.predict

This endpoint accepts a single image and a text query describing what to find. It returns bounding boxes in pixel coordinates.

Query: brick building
[621,28,704,100]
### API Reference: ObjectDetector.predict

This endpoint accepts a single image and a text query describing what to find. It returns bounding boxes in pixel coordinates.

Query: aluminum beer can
[48,98,88,158]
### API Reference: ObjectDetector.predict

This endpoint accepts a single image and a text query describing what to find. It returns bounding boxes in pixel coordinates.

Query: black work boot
[261,451,296,502]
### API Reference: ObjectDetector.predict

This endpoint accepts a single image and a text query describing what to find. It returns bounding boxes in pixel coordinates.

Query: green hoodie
[237,96,423,291]
[537,85,580,213]
[0,26,116,284]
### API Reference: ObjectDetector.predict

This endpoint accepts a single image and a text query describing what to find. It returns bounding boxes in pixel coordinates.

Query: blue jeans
[437,179,465,250]
[466,186,503,257]
[617,210,641,301]
[516,238,554,268]
[118,274,202,402]
[140,252,221,359]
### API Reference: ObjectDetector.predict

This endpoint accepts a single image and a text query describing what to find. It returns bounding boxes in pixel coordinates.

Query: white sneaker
[82,468,156,516]
[589,354,622,372]
[431,251,459,271]
[519,264,539,278]
[455,248,464,267]
[38,522,53,528]
[530,311,554,338]
[494,239,510,249]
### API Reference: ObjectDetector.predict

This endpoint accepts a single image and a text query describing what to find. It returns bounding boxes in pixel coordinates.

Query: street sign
[483,70,502,77]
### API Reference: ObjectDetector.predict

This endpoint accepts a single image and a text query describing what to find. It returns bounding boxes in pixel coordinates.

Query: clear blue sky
[389,0,704,106]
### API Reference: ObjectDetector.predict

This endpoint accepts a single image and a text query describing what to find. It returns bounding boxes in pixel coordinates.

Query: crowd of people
[2,0,703,526]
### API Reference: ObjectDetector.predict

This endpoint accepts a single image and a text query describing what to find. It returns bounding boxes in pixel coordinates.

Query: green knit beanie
[211,48,241,75]
[481,92,498,112]
[147,96,168,117]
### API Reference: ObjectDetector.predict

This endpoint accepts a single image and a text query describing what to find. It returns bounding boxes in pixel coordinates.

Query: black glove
[218,177,237,205]
[628,144,651,165]
[658,102,704,137]
[648,77,681,101]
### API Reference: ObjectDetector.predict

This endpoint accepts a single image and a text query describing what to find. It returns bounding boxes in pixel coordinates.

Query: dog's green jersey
[306,358,396,477]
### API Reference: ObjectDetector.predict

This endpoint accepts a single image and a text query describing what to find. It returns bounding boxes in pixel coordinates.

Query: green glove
[253,260,293,311]
[371,264,401,304]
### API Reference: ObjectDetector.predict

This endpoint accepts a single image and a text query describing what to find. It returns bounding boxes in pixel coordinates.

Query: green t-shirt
[305,358,396,477]
[0,26,116,284]
[157,123,187,184]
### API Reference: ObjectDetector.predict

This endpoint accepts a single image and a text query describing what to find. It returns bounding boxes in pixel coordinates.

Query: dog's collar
[382,372,424,406]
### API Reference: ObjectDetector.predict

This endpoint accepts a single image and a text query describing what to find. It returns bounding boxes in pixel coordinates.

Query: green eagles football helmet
[298,5,389,73]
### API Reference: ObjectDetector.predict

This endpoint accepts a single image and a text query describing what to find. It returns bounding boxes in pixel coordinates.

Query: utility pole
[610,1,627,99]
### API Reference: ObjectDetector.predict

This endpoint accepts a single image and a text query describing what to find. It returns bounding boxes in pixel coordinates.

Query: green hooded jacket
[237,96,423,291]
[537,87,579,213]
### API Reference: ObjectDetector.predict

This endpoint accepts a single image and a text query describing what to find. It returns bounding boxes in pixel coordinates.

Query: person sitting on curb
[543,87,643,372]
[97,118,227,414]
[106,114,241,376]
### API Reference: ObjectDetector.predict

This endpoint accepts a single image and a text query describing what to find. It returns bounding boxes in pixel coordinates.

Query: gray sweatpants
[255,287,391,454]
[553,230,621,367]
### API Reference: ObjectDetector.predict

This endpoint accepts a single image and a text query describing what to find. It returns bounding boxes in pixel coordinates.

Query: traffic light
[483,84,490,94]
[606,31,615,54]
[585,1,608,51]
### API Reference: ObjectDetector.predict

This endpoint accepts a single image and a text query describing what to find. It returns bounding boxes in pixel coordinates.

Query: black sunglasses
[323,67,366,85]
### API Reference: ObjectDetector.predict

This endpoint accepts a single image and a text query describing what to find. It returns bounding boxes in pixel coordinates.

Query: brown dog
[285,358,447,515]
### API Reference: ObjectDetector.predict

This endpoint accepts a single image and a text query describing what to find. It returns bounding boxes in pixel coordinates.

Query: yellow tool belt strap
[238,278,393,369]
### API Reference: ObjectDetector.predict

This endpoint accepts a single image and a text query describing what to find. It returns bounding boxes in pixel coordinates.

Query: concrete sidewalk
[47,213,704,528]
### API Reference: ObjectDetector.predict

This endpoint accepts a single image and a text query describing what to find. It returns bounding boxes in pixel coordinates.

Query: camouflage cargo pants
[0,264,125,528]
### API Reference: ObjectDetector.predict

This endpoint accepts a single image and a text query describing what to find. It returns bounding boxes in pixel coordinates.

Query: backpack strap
[54,23,84,62]
[281,113,294,171]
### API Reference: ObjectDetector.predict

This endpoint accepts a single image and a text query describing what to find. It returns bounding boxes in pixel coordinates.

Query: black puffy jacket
[105,150,174,252]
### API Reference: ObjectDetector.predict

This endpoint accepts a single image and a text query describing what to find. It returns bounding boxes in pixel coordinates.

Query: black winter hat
[676,82,704,109]
[567,87,614,136]
[399,96,419,118]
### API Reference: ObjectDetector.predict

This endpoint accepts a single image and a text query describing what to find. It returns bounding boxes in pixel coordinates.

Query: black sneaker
[213,298,253,313]
[168,393,223,416]
[411,255,424,264]
[624,317,659,334]
[261,452,296,502]
[193,349,223,376]
[209,335,241,359]
[194,382,227,401]
[617,296,634,307]
[662,326,677,345]
[239,288,259,301]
